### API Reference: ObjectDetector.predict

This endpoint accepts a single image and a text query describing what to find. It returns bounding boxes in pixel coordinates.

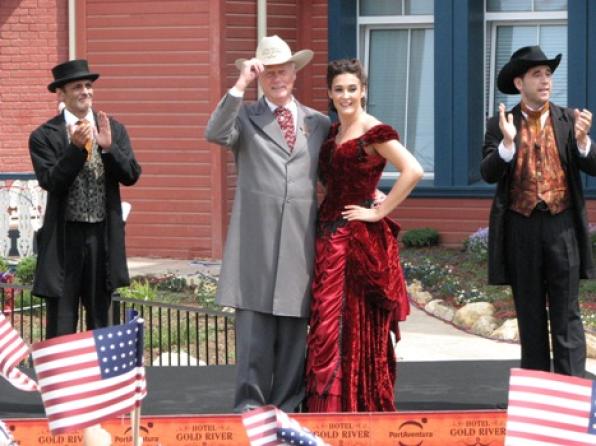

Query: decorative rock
[425,299,455,321]
[411,290,434,306]
[471,315,500,337]
[407,280,423,295]
[586,332,596,359]
[453,302,496,330]
[152,351,206,366]
[492,319,519,342]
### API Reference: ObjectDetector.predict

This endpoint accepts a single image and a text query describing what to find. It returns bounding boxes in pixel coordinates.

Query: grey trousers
[233,309,308,413]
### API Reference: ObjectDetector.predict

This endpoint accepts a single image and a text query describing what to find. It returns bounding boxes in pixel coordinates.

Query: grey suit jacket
[205,94,330,317]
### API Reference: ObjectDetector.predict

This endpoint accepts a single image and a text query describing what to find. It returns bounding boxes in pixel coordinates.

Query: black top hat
[497,45,561,95]
[47,59,100,93]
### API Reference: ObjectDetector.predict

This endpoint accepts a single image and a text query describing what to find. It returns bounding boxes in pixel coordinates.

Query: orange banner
[5,411,507,446]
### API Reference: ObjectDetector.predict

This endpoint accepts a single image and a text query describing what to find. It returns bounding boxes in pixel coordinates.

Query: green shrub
[401,227,440,248]
[0,257,8,273]
[15,256,37,285]
[463,227,489,262]
[154,275,187,293]
[119,279,157,301]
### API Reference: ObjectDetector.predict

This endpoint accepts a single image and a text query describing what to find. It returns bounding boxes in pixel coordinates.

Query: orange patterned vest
[509,103,570,217]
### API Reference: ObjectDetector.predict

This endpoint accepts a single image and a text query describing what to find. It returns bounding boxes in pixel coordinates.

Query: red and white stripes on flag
[242,405,329,446]
[506,368,596,446]
[0,312,38,392]
[31,316,146,434]
[242,406,281,446]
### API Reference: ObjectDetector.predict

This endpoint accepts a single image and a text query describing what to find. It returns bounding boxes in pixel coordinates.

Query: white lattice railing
[0,178,47,259]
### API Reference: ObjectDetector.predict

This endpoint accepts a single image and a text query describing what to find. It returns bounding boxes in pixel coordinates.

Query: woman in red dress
[305,59,424,412]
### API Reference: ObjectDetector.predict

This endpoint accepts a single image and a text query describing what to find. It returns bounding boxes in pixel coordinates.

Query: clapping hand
[498,103,516,151]
[68,120,93,151]
[95,111,112,150]
[574,108,592,148]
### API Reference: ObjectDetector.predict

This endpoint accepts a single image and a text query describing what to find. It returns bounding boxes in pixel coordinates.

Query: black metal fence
[112,295,235,366]
[0,283,236,367]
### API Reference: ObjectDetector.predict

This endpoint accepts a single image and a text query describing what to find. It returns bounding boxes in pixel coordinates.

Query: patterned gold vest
[65,136,106,222]
[509,103,570,217]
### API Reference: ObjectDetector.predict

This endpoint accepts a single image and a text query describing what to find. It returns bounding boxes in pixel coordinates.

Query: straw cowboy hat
[234,35,313,71]
[497,45,561,95]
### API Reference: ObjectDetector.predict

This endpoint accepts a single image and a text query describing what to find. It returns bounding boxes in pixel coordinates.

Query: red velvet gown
[305,123,410,412]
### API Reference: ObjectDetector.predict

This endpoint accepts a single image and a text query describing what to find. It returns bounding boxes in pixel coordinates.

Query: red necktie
[274,107,296,151]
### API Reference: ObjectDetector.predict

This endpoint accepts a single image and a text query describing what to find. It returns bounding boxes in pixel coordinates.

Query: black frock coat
[481,102,596,285]
[28,112,141,299]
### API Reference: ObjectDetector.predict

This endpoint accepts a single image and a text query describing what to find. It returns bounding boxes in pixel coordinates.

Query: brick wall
[0,0,68,173]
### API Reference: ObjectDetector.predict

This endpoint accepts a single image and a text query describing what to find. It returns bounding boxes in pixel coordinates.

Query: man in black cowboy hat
[481,46,596,376]
[29,59,141,338]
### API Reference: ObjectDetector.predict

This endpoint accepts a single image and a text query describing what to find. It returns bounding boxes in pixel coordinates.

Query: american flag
[242,405,328,446]
[0,312,38,392]
[0,419,16,446]
[31,312,146,434]
[505,368,596,445]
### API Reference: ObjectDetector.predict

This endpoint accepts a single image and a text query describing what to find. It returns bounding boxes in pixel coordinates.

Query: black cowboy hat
[497,45,561,95]
[47,59,100,93]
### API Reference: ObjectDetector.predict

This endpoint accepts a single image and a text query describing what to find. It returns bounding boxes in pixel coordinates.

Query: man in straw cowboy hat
[206,35,330,412]
[481,46,596,376]
[29,59,141,339]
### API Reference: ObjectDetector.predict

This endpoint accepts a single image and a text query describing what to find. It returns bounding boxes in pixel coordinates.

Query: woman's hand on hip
[342,204,383,222]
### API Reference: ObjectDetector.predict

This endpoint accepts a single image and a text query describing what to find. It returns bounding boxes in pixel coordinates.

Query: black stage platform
[0,360,529,418]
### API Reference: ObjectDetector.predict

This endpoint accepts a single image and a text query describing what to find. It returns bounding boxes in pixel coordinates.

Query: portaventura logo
[391,418,433,446]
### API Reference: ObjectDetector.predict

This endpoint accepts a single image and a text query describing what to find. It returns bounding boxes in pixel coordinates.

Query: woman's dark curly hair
[327,58,368,113]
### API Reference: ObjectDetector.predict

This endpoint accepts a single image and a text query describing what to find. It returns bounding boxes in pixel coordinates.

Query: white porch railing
[0,175,46,258]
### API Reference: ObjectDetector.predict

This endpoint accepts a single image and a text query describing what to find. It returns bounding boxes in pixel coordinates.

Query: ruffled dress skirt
[305,218,409,412]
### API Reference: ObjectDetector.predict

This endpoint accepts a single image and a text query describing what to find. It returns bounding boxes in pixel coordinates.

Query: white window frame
[484,7,567,119]
[358,9,434,180]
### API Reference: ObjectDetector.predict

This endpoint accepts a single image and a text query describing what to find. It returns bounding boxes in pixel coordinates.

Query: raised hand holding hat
[234,35,313,71]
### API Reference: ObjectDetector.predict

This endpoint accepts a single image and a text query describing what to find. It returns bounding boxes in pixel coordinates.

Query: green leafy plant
[401,227,440,248]
[463,227,489,262]
[154,274,187,293]
[0,257,8,273]
[15,256,37,285]
[119,279,157,301]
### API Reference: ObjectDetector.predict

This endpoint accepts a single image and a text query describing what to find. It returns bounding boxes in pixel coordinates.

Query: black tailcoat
[481,102,596,285]
[28,112,141,299]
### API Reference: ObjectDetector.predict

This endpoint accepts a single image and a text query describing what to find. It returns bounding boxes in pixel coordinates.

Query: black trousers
[45,221,110,339]
[505,208,585,376]
[233,309,308,413]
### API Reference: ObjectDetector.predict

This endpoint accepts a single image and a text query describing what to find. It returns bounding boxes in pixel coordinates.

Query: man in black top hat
[29,59,141,338]
[481,46,596,376]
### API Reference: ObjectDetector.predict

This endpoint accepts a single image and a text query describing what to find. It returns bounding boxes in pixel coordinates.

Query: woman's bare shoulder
[362,114,383,132]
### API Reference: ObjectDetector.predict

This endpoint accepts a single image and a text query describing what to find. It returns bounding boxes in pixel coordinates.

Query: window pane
[405,0,433,15]
[493,26,537,112]
[360,0,402,16]
[492,25,567,113]
[368,30,408,162]
[407,29,434,172]
[539,25,567,106]
[487,0,532,12]
[534,0,567,11]
[367,28,434,173]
